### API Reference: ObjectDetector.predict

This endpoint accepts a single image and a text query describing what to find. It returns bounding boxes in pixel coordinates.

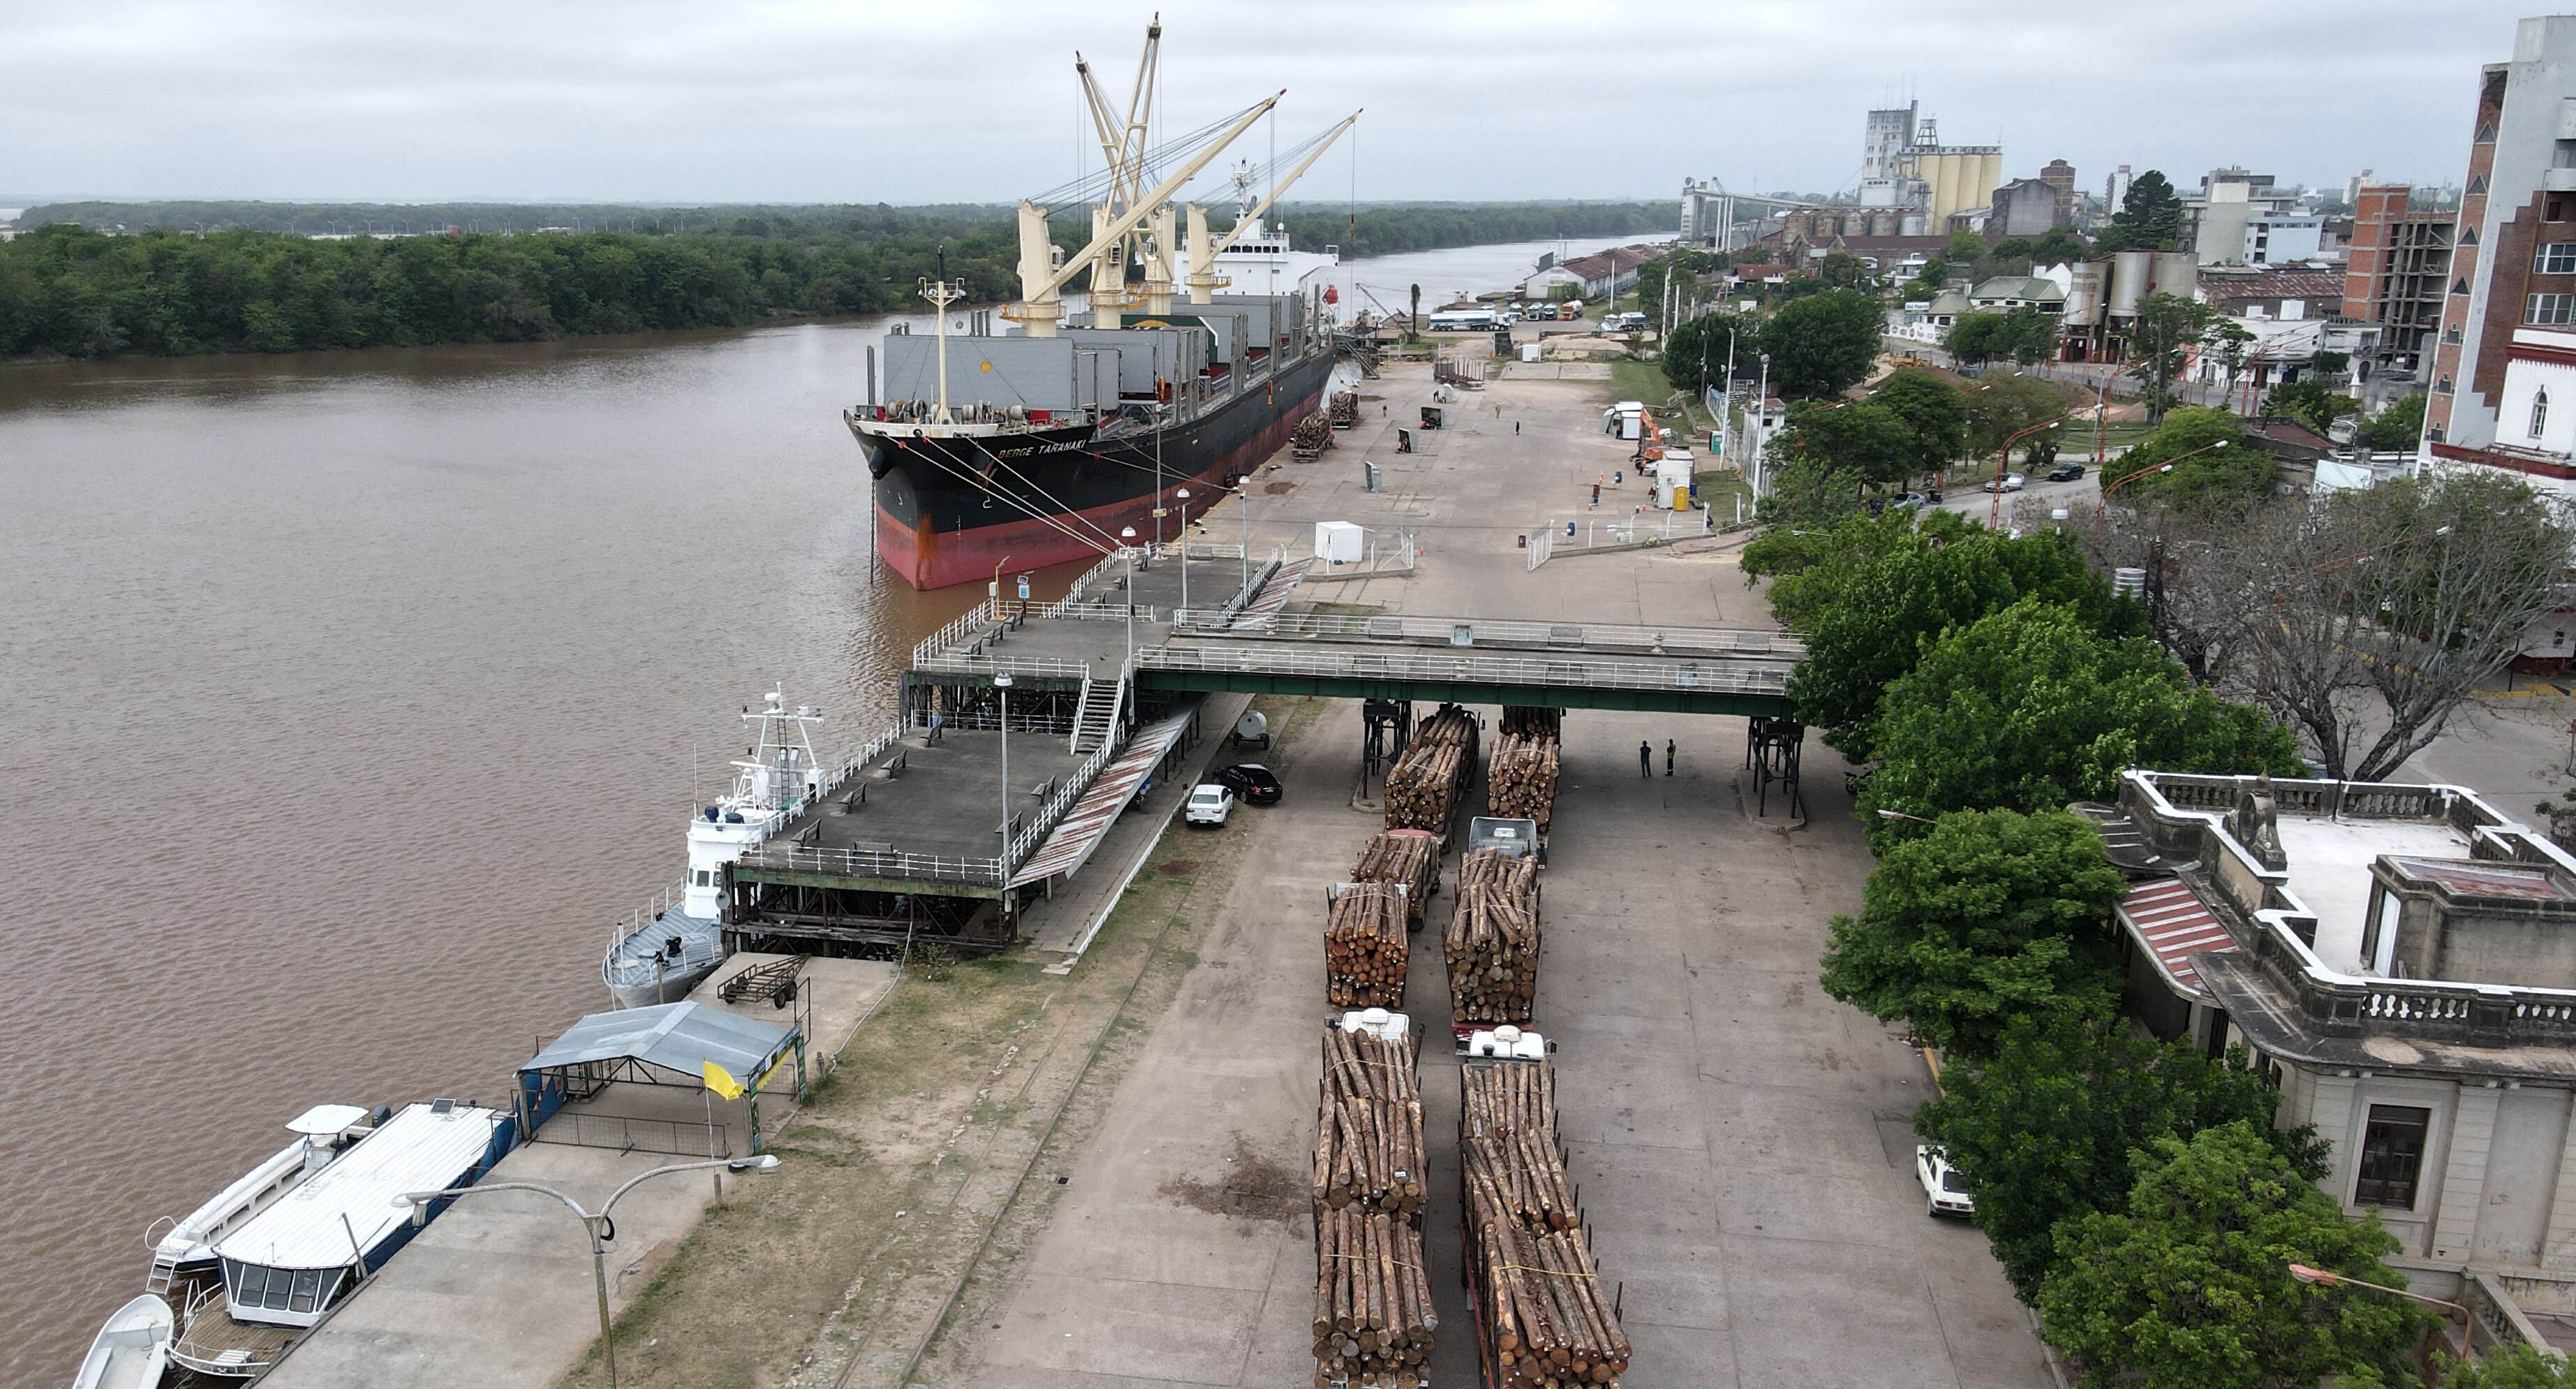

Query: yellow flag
[702,1059,745,1100]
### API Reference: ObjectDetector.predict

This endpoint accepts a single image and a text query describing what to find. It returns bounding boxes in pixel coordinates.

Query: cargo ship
[846,22,1356,590]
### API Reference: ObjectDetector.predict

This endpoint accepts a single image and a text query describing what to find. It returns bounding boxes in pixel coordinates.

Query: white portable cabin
[1315,520,1364,564]
[1602,401,1645,441]
[1655,448,1696,510]
[212,1100,508,1328]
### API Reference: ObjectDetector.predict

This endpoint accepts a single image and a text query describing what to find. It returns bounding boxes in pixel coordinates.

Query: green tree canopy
[1946,309,2057,367]
[1752,456,1866,534]
[1768,515,2136,760]
[2444,1346,2576,1387]
[1816,250,1871,288]
[1762,288,1885,397]
[2353,390,2428,453]
[1947,228,1990,263]
[1780,399,1920,488]
[1868,367,1970,478]
[1964,372,2075,460]
[2265,379,2360,437]
[2105,406,2270,505]
[2038,1123,2429,1389]
[1819,809,2126,1061]
[2112,170,2184,249]
[1659,310,1760,395]
[1860,598,2300,825]
[1918,1015,2326,1300]
[2126,292,2219,422]
[1900,257,1948,304]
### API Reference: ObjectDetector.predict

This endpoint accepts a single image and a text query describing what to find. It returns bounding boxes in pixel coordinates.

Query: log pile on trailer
[1313,1205,1437,1387]
[1446,848,1541,1026]
[1314,1015,1437,1388]
[1325,883,1410,1008]
[1384,705,1479,837]
[1291,411,1335,460]
[1460,1053,1632,1389]
[1316,1024,1427,1216]
[1486,735,1562,834]
[1329,389,1360,428]
[1352,830,1441,929]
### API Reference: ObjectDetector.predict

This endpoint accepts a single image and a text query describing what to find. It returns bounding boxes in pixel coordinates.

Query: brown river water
[0,316,1030,1380]
[0,235,1631,1378]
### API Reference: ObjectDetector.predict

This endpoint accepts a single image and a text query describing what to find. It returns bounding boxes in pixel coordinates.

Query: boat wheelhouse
[602,690,832,1008]
[171,1098,508,1376]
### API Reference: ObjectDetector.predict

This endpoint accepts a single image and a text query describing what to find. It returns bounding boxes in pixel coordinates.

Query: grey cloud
[0,0,2537,203]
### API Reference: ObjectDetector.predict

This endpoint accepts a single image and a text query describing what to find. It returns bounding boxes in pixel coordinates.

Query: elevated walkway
[1009,705,1199,888]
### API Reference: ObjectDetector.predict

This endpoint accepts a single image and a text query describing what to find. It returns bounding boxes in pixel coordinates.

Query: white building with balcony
[2091,769,2576,1346]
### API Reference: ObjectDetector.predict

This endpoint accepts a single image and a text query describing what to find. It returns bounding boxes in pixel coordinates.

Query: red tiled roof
[2117,877,2233,997]
[2202,270,2348,303]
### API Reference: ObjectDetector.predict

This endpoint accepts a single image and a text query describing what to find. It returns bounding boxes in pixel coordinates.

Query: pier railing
[912,598,1000,669]
[741,844,1007,886]
[911,650,1098,681]
[1006,705,1127,870]
[1136,642,1793,697]
[1043,550,1128,616]
[1203,612,1805,660]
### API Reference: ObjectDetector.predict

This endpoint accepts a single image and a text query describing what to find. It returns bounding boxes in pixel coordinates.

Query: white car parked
[1917,1145,1974,1218]
[1184,783,1235,828]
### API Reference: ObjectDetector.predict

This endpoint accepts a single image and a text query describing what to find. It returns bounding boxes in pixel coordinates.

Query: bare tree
[2137,471,2573,780]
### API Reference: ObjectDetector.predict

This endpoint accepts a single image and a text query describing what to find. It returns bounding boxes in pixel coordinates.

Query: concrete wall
[2496,330,2576,460]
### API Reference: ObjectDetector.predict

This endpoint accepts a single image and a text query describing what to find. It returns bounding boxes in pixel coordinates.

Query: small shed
[516,1001,806,1154]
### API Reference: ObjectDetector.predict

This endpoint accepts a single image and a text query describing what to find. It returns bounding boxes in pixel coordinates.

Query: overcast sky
[0,1,2544,207]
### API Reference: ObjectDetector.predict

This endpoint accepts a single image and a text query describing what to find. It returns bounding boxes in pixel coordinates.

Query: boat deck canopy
[521,1001,795,1089]
[214,1101,505,1273]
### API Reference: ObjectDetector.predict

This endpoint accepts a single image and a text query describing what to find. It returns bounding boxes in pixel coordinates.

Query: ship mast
[920,274,963,424]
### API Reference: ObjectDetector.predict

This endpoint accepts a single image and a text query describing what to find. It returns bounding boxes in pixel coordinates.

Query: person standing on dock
[1666,739,1676,777]
[1639,741,1652,778]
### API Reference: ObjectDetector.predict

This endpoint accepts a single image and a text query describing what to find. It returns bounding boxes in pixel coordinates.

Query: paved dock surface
[924,360,2054,1388]
[265,955,896,1389]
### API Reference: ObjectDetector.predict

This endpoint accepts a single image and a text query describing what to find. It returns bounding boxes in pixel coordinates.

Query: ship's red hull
[873,381,1319,590]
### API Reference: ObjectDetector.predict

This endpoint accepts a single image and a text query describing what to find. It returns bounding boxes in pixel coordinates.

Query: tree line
[0,200,1674,360]
[1738,396,2576,1380]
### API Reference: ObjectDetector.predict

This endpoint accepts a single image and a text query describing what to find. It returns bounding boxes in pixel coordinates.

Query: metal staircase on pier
[1069,668,1129,754]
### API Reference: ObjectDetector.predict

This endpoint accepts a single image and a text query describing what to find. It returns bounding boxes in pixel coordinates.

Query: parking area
[921,363,2052,1388]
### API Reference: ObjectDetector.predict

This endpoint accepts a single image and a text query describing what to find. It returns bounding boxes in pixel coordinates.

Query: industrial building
[2424,13,2576,495]
[2341,184,2455,388]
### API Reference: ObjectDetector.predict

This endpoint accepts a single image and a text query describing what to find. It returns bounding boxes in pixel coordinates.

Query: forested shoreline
[0,200,1671,360]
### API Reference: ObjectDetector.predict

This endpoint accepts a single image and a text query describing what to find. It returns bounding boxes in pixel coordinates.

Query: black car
[1217,763,1282,804]
[2044,462,2087,483]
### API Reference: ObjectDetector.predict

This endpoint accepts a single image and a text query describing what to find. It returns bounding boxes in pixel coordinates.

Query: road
[915,359,2056,1388]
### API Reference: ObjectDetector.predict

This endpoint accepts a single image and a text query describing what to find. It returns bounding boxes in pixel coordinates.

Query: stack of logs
[1315,1022,1436,1387]
[1325,883,1410,1008]
[1329,389,1361,427]
[1446,848,1541,1025]
[1315,1024,1427,1216]
[1461,1058,1632,1389]
[1352,830,1441,929]
[1291,411,1335,460]
[1486,737,1562,833]
[1384,705,1479,836]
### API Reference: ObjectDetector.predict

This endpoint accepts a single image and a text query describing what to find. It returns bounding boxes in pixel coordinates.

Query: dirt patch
[1156,859,1199,877]
[1158,1133,1310,1225]
[1264,480,1298,495]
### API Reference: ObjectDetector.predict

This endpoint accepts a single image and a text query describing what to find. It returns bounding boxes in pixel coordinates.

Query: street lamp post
[1989,419,2064,529]
[1118,527,1139,670]
[397,1155,781,1389]
[2287,1262,2473,1355]
[994,672,1014,851]
[1174,489,1192,617]
[1754,352,1772,494]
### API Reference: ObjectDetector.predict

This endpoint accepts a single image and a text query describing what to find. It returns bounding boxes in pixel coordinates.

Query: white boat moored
[71,1293,170,1389]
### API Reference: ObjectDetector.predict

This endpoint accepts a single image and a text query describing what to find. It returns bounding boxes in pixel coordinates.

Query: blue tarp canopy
[520,1001,794,1087]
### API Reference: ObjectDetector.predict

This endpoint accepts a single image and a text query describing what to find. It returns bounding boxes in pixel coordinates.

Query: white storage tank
[1315,520,1364,564]
[2108,250,2154,318]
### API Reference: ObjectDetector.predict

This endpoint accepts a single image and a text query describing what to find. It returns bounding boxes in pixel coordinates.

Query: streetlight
[1174,488,1192,618]
[2286,1262,2471,1354]
[397,1155,781,1389]
[994,672,1014,850]
[1990,418,2065,529]
[1754,352,1772,494]
[1118,527,1139,670]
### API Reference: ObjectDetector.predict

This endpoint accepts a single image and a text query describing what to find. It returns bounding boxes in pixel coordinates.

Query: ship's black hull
[854,349,1335,589]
